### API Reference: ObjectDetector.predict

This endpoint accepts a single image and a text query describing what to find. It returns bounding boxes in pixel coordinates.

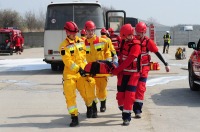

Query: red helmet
[108,28,114,33]
[80,29,86,35]
[101,28,107,34]
[64,21,79,34]
[84,20,96,30]
[120,24,134,39]
[135,22,147,33]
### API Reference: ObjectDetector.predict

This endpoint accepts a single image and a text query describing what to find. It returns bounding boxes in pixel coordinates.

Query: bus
[43,1,105,71]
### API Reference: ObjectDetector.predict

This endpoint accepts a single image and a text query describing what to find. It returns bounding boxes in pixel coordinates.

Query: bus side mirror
[188,42,196,49]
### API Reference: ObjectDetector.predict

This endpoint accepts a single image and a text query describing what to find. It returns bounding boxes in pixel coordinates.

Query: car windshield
[0,33,10,45]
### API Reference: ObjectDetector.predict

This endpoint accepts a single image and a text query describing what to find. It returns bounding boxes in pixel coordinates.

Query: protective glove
[79,67,86,77]
[112,55,119,67]
[165,66,170,72]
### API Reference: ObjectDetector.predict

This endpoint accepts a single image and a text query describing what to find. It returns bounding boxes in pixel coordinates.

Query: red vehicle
[0,27,24,55]
[188,40,200,90]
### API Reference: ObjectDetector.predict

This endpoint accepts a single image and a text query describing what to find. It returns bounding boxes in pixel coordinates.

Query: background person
[100,28,118,66]
[108,27,121,55]
[80,29,86,41]
[163,31,171,54]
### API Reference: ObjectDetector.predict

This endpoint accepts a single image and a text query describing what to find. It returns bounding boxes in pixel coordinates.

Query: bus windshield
[45,4,104,30]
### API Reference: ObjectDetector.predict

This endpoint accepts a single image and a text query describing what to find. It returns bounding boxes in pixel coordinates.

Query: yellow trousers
[63,76,95,116]
[94,77,108,101]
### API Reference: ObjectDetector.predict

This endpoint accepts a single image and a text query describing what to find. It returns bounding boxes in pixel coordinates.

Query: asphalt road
[0,46,200,132]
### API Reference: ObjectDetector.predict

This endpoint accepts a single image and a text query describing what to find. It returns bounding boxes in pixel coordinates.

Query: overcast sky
[0,0,199,26]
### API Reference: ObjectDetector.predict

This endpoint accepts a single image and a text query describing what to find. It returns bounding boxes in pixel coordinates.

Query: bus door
[105,10,126,34]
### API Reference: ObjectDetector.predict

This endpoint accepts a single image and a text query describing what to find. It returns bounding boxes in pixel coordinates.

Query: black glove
[79,67,86,77]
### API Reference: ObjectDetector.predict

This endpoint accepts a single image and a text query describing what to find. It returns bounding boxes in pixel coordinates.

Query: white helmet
[166,31,170,33]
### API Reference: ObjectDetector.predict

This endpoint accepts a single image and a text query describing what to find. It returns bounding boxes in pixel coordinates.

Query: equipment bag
[150,62,160,70]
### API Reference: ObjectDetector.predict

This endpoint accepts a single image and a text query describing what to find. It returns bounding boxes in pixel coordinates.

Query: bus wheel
[59,64,64,71]
[10,49,13,55]
[51,64,58,71]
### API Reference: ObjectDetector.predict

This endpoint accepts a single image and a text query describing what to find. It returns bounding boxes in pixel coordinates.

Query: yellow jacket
[101,35,117,55]
[85,35,112,63]
[59,36,87,79]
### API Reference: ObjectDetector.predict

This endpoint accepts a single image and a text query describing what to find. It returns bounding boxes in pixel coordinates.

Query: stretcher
[85,73,112,77]
[84,60,116,77]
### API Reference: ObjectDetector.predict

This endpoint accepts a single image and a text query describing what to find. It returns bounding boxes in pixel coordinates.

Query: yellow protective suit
[85,35,112,101]
[101,35,117,56]
[59,36,95,116]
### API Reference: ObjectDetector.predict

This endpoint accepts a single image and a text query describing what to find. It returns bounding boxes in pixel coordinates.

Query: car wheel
[188,66,199,91]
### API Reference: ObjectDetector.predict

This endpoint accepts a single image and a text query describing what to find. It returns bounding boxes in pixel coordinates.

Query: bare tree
[102,5,116,17]
[24,11,37,32]
[35,9,45,31]
[0,9,22,28]
[147,17,159,25]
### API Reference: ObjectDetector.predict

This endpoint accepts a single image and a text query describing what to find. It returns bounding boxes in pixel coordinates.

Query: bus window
[109,16,124,32]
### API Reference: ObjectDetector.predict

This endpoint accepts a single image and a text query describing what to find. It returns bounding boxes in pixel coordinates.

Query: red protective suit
[109,33,121,55]
[112,38,141,122]
[133,36,158,115]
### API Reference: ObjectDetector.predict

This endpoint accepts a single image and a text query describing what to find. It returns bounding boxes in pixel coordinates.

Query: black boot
[118,106,123,111]
[69,115,79,127]
[92,101,98,118]
[86,106,93,118]
[100,100,106,112]
[122,112,131,126]
[133,102,143,119]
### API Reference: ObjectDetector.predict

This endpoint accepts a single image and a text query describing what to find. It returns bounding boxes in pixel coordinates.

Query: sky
[0,0,199,26]
[0,58,187,87]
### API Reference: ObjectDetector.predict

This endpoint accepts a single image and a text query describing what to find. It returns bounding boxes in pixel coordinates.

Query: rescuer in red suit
[133,22,170,118]
[108,27,121,55]
[112,24,141,126]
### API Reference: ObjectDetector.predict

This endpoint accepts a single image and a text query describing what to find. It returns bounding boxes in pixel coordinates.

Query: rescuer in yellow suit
[59,21,96,127]
[100,28,118,66]
[84,20,112,113]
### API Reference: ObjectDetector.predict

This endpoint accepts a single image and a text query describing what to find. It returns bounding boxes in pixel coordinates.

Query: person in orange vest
[108,27,121,55]
[84,20,112,113]
[100,28,118,66]
[80,29,86,41]
[112,24,141,126]
[133,21,170,118]
[59,21,96,127]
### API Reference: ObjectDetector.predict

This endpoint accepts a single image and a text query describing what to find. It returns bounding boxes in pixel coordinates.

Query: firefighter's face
[125,34,134,41]
[66,31,76,40]
[86,29,95,39]
[136,31,144,39]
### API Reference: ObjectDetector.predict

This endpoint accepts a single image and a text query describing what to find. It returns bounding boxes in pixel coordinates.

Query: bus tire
[51,64,58,71]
